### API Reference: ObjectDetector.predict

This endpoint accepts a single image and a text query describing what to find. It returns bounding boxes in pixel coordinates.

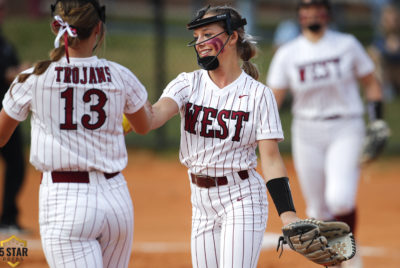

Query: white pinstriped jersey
[161,69,283,177]
[3,56,147,172]
[267,30,375,119]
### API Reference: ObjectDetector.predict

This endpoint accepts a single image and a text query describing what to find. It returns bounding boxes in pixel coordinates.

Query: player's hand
[360,119,391,164]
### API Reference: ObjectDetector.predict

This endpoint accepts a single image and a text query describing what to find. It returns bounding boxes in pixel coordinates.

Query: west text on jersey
[54,66,112,84]
[184,102,249,141]
[298,57,341,82]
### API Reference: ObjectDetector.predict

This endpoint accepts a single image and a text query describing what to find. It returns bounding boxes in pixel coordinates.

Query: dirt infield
[0,149,399,267]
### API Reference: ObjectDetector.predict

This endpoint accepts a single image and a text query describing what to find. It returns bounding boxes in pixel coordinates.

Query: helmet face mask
[186,6,247,70]
[188,29,228,71]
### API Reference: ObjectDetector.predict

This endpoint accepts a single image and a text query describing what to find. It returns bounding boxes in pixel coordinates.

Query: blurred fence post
[153,0,167,149]
[192,0,206,15]
[237,0,255,35]
[28,0,41,18]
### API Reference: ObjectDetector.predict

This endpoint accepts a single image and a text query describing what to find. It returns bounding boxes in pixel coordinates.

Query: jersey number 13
[60,87,108,130]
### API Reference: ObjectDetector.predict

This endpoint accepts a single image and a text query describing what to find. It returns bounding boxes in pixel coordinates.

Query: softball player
[151,6,303,268]
[267,0,384,267]
[0,0,152,267]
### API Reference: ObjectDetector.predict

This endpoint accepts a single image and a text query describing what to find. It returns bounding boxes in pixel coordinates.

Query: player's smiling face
[192,22,227,58]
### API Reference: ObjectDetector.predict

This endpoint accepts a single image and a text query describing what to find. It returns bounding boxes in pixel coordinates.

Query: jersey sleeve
[160,72,190,109]
[2,69,34,121]
[266,47,290,90]
[350,36,375,77]
[120,67,148,114]
[256,86,284,141]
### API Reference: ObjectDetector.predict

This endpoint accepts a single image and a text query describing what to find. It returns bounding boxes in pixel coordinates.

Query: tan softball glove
[277,219,356,267]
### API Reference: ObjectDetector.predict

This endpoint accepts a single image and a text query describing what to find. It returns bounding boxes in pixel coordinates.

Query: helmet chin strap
[193,33,231,71]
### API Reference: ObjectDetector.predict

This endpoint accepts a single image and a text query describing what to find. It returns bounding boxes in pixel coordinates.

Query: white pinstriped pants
[189,169,268,268]
[39,172,134,268]
[292,117,365,220]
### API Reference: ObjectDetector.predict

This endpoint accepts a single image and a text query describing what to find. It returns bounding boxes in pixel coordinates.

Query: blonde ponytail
[239,38,259,80]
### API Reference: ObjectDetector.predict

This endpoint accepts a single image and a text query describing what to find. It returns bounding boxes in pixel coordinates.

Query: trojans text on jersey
[54,66,112,84]
[184,102,249,142]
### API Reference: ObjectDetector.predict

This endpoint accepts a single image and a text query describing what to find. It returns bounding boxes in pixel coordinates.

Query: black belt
[322,115,342,120]
[47,171,120,183]
[296,115,355,121]
[191,170,249,188]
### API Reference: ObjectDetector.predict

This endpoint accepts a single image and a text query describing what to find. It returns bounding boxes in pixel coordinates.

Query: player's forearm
[258,139,288,180]
[261,157,288,181]
[361,73,383,101]
[138,101,153,134]
[151,98,179,130]
[151,104,167,130]
[126,101,153,135]
[259,139,297,218]
[360,73,385,122]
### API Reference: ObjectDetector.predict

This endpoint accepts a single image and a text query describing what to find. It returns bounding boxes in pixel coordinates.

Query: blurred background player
[366,0,393,40]
[267,0,387,267]
[0,0,152,267]
[368,2,400,100]
[0,0,29,234]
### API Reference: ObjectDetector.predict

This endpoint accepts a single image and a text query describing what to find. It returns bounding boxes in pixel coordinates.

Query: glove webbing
[276,236,286,257]
[276,232,333,268]
[276,231,320,257]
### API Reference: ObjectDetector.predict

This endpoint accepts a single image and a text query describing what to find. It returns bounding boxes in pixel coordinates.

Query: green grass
[3,16,399,156]
[3,17,54,62]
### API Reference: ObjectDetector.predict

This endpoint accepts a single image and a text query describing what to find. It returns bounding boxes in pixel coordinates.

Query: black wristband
[266,177,296,216]
[367,101,383,121]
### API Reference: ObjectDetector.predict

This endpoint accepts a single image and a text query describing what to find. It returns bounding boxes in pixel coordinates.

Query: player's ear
[91,21,102,36]
[97,21,102,34]
[228,31,239,46]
